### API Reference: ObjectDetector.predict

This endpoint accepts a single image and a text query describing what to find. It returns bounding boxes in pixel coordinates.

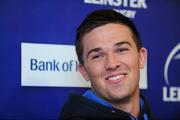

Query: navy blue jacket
[60,93,157,120]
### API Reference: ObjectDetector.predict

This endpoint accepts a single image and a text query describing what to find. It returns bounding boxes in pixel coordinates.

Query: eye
[91,54,104,60]
[92,55,102,59]
[117,48,129,53]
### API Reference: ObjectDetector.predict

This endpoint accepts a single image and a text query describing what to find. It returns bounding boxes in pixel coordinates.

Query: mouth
[106,73,127,83]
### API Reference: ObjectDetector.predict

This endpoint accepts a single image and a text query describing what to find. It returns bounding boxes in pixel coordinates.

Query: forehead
[82,23,136,52]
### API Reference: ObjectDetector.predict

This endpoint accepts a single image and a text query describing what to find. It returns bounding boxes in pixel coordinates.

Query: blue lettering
[39,61,45,71]
[30,59,60,71]
[30,59,38,70]
[62,62,69,72]
[76,60,78,72]
[46,61,53,71]
[53,60,60,71]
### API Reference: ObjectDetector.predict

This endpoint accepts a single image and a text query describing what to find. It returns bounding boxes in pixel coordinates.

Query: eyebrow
[114,41,132,47]
[86,41,132,58]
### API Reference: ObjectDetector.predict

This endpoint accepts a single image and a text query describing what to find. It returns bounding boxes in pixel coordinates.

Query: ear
[139,47,147,69]
[78,64,90,81]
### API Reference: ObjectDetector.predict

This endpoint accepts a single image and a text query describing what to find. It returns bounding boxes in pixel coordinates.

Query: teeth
[108,75,123,81]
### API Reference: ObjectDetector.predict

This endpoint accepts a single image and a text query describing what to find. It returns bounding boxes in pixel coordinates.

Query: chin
[110,93,132,102]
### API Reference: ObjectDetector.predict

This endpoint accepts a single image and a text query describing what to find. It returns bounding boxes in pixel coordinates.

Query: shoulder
[59,92,129,120]
[59,93,95,120]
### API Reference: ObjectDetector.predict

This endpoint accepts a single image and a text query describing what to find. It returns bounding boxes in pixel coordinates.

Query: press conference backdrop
[0,0,180,119]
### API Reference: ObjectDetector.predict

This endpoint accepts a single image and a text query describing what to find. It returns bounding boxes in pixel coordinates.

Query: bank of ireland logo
[163,43,180,102]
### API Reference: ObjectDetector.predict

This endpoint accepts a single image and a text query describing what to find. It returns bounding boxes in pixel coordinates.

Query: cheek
[127,55,141,82]
[123,54,140,70]
[86,61,104,78]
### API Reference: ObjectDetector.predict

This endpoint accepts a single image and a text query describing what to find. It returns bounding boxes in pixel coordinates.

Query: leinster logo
[164,43,180,85]
[163,43,180,102]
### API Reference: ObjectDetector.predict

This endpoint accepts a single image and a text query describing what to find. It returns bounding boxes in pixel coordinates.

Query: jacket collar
[83,90,149,120]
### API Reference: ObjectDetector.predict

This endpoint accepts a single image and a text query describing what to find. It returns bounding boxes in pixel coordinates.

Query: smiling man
[60,9,157,120]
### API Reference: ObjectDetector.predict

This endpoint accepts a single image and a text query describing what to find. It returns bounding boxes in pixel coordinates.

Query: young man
[60,9,156,120]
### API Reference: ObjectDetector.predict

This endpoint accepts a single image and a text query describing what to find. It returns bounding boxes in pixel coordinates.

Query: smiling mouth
[106,73,127,82]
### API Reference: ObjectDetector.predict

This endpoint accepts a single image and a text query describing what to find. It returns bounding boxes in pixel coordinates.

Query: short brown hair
[75,9,142,65]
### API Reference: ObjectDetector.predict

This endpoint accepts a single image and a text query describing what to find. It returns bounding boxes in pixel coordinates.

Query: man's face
[79,23,147,103]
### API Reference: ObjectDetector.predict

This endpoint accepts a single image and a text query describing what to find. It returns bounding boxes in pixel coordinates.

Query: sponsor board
[21,43,90,87]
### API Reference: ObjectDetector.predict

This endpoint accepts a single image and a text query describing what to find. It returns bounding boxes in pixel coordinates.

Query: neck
[111,88,140,118]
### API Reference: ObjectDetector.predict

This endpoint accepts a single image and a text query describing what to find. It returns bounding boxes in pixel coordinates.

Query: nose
[105,54,120,71]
